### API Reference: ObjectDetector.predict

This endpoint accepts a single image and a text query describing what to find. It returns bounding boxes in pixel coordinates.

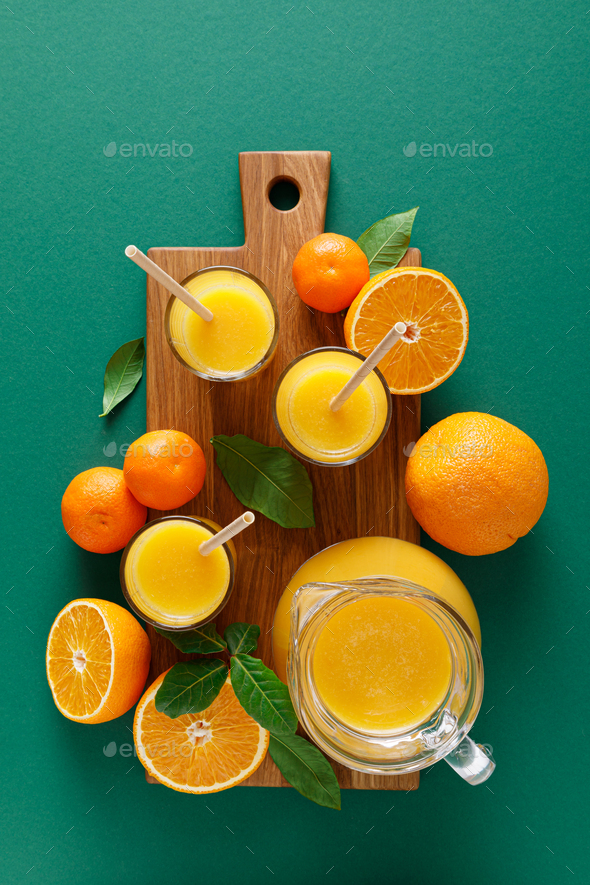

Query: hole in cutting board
[268,178,300,211]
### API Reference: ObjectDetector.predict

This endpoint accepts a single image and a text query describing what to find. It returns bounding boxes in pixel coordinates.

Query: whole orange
[61,466,147,554]
[124,430,206,511]
[405,412,549,556]
[292,233,370,313]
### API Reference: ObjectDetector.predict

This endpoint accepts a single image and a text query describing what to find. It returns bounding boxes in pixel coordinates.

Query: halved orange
[46,599,151,723]
[344,267,469,394]
[133,672,269,794]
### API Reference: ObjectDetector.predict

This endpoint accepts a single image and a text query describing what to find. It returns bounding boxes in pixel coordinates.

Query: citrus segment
[344,267,468,394]
[134,673,269,793]
[46,599,151,723]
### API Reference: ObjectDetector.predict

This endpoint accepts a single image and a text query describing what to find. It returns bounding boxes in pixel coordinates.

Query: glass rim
[293,576,480,650]
[164,264,280,382]
[119,515,235,632]
[271,346,393,466]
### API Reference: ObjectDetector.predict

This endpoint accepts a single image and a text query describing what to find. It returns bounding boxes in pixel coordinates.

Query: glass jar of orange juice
[273,537,494,785]
[272,347,391,466]
[288,578,494,784]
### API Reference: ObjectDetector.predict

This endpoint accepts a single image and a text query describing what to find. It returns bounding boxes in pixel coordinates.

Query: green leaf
[210,434,315,529]
[99,337,145,417]
[230,654,298,735]
[154,623,227,655]
[357,207,419,277]
[269,733,341,810]
[155,660,227,718]
[224,622,260,656]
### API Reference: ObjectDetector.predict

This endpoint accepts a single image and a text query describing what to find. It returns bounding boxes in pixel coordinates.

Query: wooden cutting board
[145,150,421,791]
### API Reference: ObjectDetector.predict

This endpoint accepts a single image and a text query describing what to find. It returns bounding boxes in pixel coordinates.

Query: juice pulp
[313,597,452,732]
[272,536,480,683]
[168,269,276,377]
[274,350,390,463]
[124,519,231,627]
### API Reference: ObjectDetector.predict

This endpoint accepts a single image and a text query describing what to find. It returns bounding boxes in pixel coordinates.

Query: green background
[2,0,589,882]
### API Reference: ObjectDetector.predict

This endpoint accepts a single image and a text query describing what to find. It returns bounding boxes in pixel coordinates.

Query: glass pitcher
[287,578,495,785]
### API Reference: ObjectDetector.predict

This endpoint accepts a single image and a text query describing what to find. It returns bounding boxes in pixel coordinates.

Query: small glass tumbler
[272,347,392,466]
[165,265,279,382]
[120,516,235,632]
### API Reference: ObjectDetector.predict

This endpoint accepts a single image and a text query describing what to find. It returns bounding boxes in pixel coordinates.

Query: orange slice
[344,267,469,394]
[133,672,269,794]
[46,599,151,723]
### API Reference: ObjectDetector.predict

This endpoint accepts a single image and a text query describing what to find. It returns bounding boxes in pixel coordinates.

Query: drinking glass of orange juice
[272,347,392,466]
[120,516,235,630]
[165,266,279,382]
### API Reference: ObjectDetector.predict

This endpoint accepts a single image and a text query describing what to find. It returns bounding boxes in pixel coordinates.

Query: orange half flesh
[46,601,113,721]
[133,673,269,793]
[344,267,469,394]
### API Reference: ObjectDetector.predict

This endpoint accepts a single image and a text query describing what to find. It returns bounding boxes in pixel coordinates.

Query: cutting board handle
[238,151,331,251]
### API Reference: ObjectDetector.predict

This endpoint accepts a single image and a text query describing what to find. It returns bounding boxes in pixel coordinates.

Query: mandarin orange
[123,430,206,511]
[134,672,269,793]
[292,233,370,313]
[61,466,147,554]
[344,267,468,394]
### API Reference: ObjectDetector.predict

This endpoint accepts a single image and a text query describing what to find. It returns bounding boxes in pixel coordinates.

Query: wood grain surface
[145,151,421,791]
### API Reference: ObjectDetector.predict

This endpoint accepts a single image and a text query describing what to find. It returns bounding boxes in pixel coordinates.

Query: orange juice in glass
[286,576,494,784]
[273,538,494,784]
[165,266,278,382]
[120,516,235,630]
[313,594,453,732]
[272,347,391,466]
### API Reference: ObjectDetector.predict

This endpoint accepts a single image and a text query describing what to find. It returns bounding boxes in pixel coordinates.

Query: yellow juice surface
[313,597,452,732]
[168,269,275,376]
[290,368,376,452]
[275,350,389,462]
[272,537,480,682]
[125,519,230,626]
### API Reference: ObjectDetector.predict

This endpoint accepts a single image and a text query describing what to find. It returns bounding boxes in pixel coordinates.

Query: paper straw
[125,245,213,322]
[330,322,407,412]
[199,512,255,557]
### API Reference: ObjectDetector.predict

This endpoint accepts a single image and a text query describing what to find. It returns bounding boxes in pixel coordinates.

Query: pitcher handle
[443,735,495,785]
